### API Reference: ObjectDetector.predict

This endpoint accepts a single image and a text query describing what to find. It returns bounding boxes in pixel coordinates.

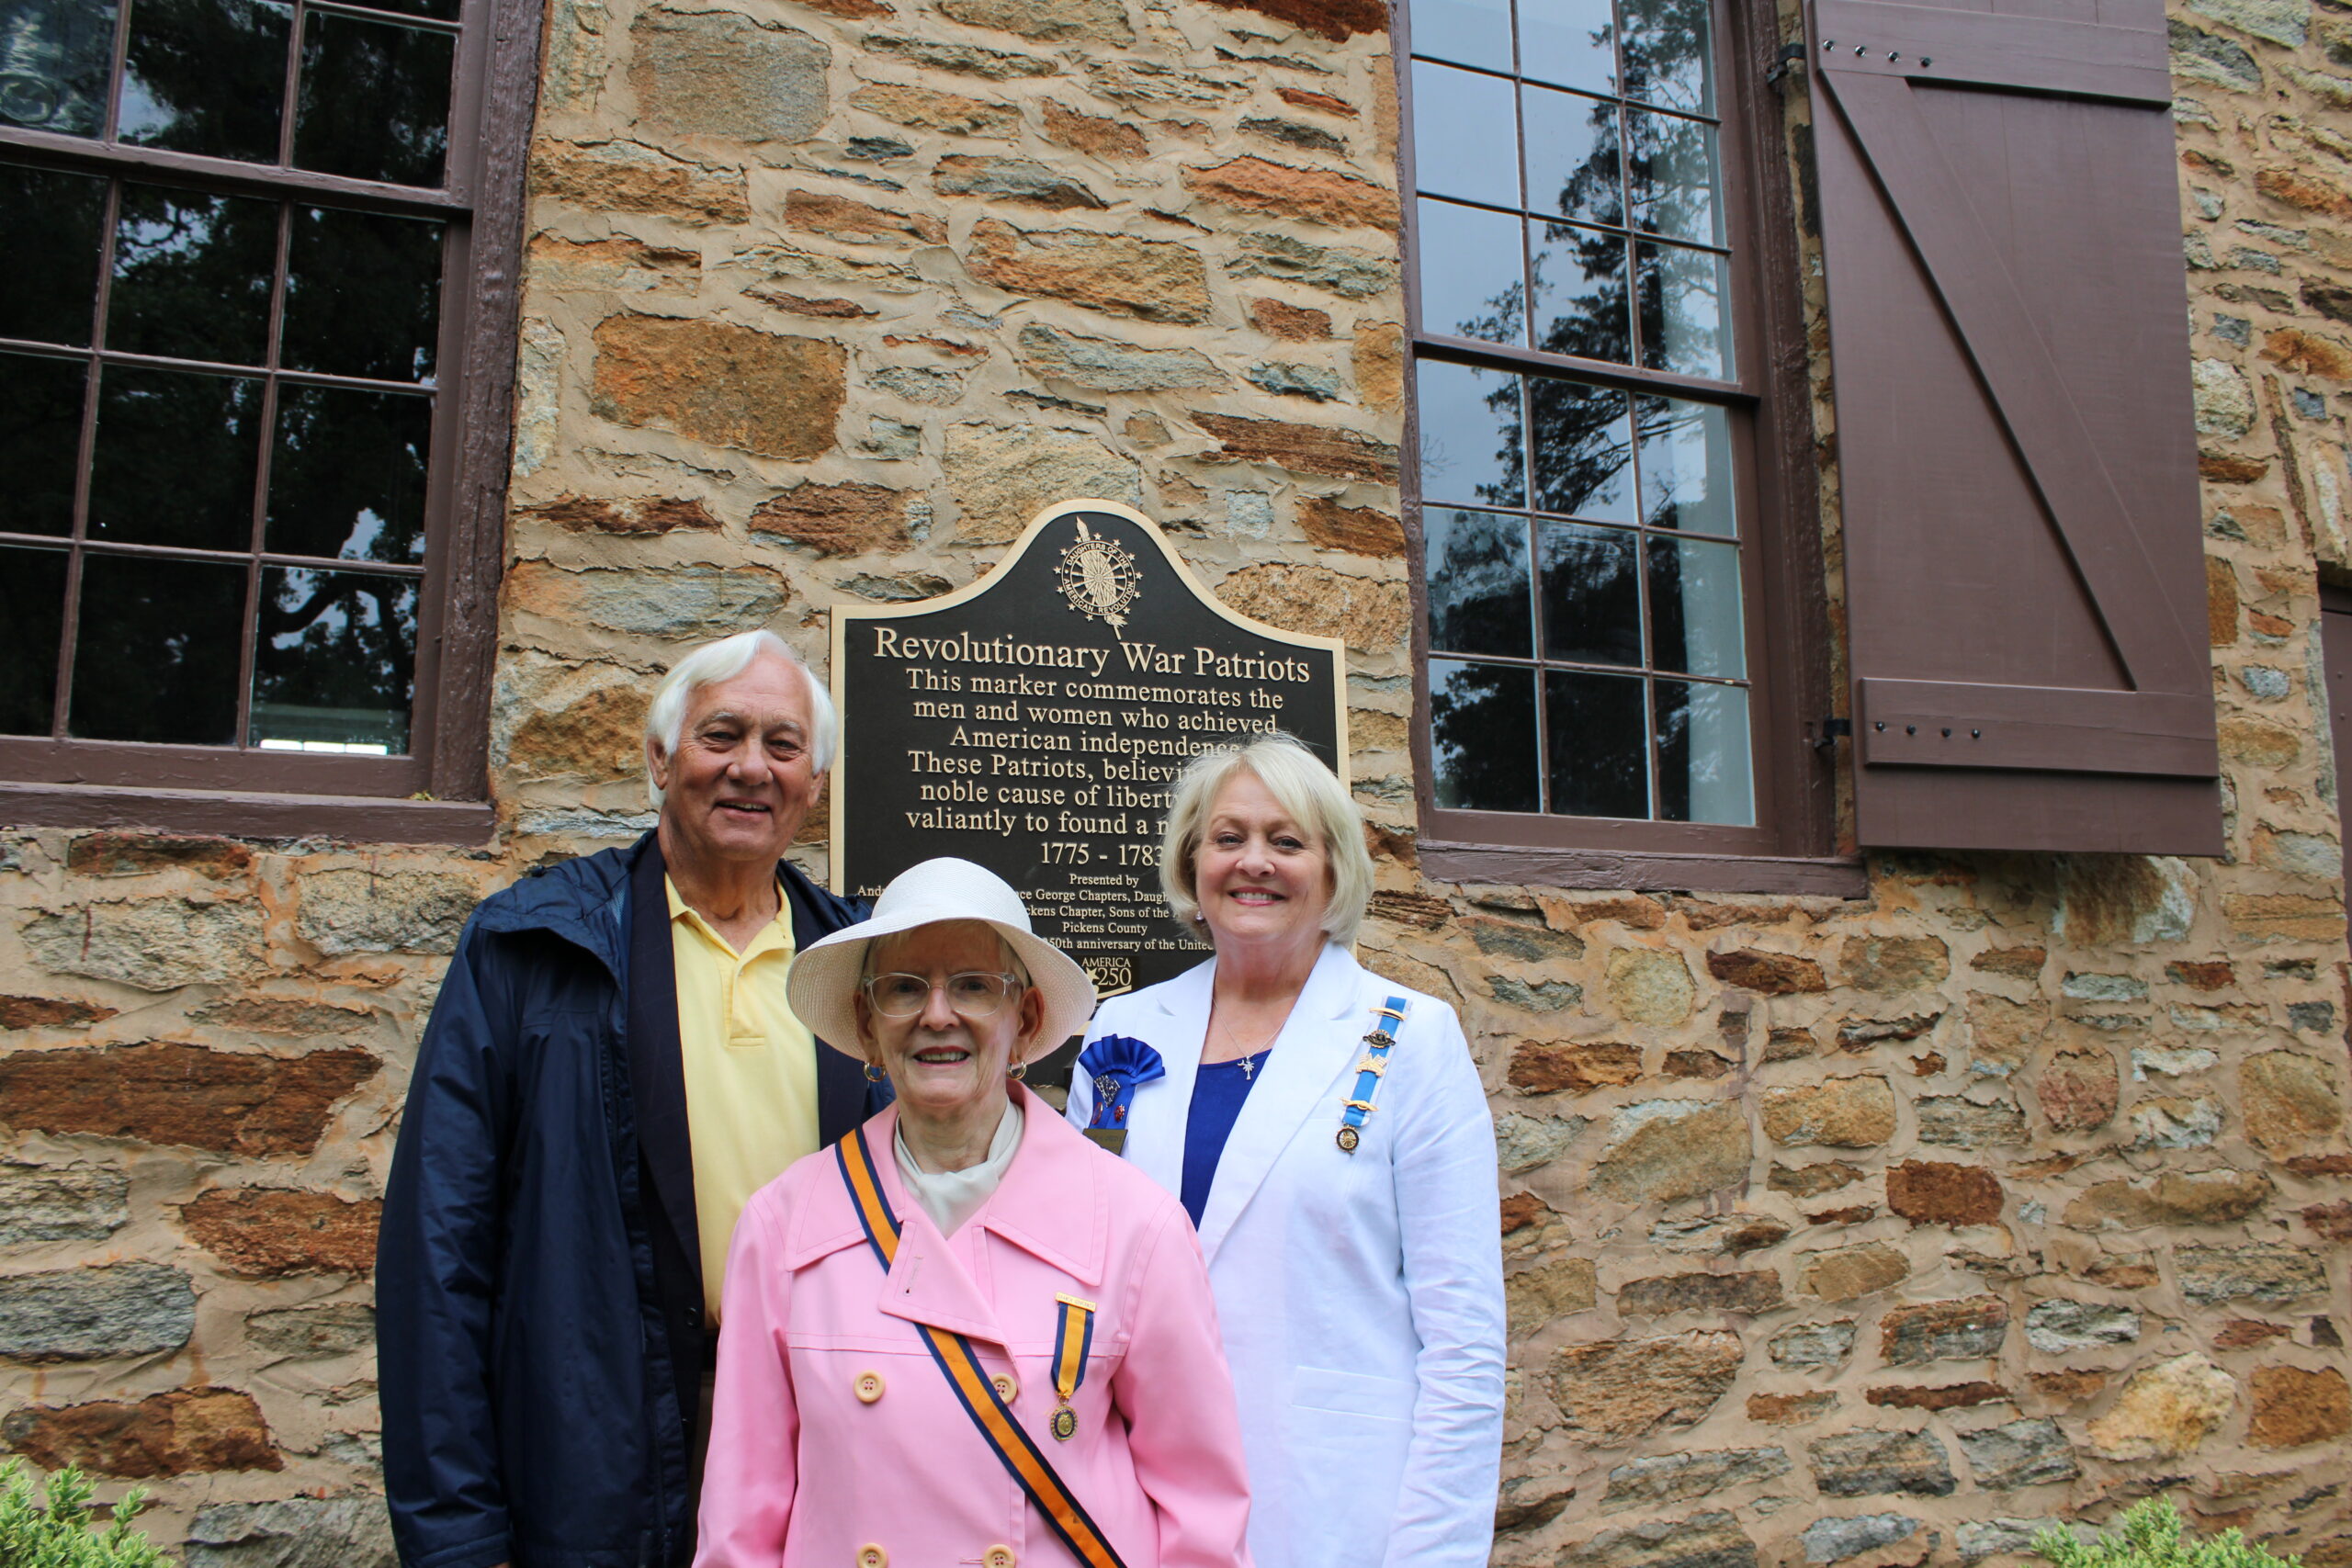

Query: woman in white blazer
[1067,733,1504,1568]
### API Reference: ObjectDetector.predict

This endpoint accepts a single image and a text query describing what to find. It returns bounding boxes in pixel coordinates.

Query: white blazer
[1068,944,1505,1568]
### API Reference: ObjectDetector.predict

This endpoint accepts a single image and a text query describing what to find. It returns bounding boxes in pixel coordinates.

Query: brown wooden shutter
[1806,0,2223,854]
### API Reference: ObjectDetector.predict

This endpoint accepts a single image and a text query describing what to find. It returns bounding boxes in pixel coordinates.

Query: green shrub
[0,1461,164,1568]
[2037,1495,2303,1568]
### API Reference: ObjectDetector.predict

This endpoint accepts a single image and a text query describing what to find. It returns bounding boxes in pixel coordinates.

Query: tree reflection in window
[1426,508,1532,660]
[118,0,294,164]
[1,0,471,770]
[1411,2,1729,380]
[253,568,417,750]
[1408,0,1752,825]
[1431,660,1539,812]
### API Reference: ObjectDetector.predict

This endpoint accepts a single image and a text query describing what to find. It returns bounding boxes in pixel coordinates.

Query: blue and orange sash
[835,1128,1127,1568]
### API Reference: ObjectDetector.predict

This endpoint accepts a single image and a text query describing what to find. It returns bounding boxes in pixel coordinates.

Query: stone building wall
[3,0,2352,1561]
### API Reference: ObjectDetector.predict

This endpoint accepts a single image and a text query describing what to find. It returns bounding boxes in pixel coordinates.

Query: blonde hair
[1159,733,1373,948]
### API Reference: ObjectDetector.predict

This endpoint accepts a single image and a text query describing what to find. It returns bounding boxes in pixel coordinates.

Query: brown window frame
[0,0,541,844]
[1393,0,1859,895]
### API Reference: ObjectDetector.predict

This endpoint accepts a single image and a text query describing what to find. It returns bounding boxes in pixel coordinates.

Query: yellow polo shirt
[667,877,820,1319]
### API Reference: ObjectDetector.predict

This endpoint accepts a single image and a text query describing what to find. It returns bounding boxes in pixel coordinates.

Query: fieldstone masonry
[2,0,2351,1560]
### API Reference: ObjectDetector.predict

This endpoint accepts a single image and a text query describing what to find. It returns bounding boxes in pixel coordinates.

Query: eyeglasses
[861,971,1027,1019]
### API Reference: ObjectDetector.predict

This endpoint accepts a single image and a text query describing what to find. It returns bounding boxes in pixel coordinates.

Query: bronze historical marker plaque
[831,500,1347,1052]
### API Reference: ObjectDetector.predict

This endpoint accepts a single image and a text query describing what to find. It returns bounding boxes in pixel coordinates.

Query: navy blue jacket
[378,833,875,1568]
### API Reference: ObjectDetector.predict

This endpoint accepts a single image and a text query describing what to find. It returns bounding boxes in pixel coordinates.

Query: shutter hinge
[1766,40,1808,85]
[1811,716,1852,753]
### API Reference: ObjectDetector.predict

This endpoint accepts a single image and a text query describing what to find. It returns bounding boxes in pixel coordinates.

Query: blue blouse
[1180,1051,1271,1228]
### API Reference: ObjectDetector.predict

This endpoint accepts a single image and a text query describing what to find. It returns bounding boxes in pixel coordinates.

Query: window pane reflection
[1620,0,1713,114]
[1412,61,1520,210]
[358,0,460,21]
[294,10,452,188]
[1636,240,1732,380]
[107,183,278,367]
[266,384,431,562]
[1416,197,1523,347]
[251,566,415,752]
[1635,394,1735,535]
[282,206,445,381]
[88,365,263,550]
[1522,86,1623,229]
[1,164,108,344]
[1645,535,1744,677]
[1416,358,1524,507]
[1518,0,1613,96]
[1544,668,1646,818]
[1531,220,1629,364]
[0,0,119,136]
[1426,509,1532,658]
[1411,370,1753,825]
[69,551,246,743]
[1627,110,1720,246]
[2,353,88,537]
[1539,522,1640,666]
[1407,0,1752,830]
[1405,0,1513,73]
[0,547,67,734]
[117,0,292,164]
[1529,376,1634,521]
[1657,680,1752,823]
[1431,659,1539,811]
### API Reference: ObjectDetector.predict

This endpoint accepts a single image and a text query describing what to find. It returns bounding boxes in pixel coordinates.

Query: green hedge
[0,1462,164,1568]
[2039,1496,2304,1568]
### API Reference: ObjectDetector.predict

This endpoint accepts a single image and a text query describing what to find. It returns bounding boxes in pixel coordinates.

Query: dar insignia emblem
[1056,518,1141,633]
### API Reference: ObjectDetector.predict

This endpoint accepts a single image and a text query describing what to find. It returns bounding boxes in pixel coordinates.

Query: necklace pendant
[1238,1055,1256,1080]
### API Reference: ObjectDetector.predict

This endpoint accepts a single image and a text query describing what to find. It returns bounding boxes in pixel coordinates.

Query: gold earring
[1007,1061,1028,1081]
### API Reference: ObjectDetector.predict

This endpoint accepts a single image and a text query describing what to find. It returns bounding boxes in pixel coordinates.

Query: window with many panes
[1403,0,1825,865]
[0,0,514,815]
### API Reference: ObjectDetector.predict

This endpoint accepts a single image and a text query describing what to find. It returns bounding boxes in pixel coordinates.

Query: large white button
[991,1374,1018,1403]
[858,1545,888,1568]
[854,1371,885,1404]
[983,1546,1016,1568]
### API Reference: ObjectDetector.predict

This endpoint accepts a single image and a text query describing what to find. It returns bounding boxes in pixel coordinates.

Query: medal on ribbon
[1078,1035,1164,1156]
[1336,997,1409,1154]
[1050,1294,1095,1440]
[834,1132,1130,1568]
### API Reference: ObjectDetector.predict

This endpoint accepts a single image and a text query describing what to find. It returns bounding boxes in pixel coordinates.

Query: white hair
[1159,732,1374,948]
[643,630,836,807]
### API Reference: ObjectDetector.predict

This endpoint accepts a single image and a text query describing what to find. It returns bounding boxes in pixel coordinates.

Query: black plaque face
[831,501,1347,1068]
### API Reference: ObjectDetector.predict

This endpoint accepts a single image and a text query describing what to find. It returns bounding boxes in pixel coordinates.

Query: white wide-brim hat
[787,857,1098,1062]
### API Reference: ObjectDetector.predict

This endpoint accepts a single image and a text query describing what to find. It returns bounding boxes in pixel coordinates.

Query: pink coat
[695,1087,1255,1568]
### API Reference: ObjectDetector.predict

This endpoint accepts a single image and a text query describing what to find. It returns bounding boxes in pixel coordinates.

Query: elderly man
[379,628,880,1568]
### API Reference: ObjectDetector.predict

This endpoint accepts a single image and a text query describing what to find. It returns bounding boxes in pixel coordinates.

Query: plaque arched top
[831,498,1350,658]
[827,499,1352,903]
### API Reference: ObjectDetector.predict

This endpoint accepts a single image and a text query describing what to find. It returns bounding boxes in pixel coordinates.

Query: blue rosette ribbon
[1077,1034,1164,1154]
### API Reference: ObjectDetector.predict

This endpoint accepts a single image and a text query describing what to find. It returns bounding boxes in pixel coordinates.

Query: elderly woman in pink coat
[695,857,1253,1568]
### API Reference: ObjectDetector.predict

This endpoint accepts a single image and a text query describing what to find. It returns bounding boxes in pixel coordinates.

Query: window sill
[0,780,496,846]
[1416,838,1870,897]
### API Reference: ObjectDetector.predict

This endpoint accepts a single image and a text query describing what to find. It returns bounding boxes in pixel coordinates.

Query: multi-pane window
[0,0,479,778]
[1406,0,1761,830]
